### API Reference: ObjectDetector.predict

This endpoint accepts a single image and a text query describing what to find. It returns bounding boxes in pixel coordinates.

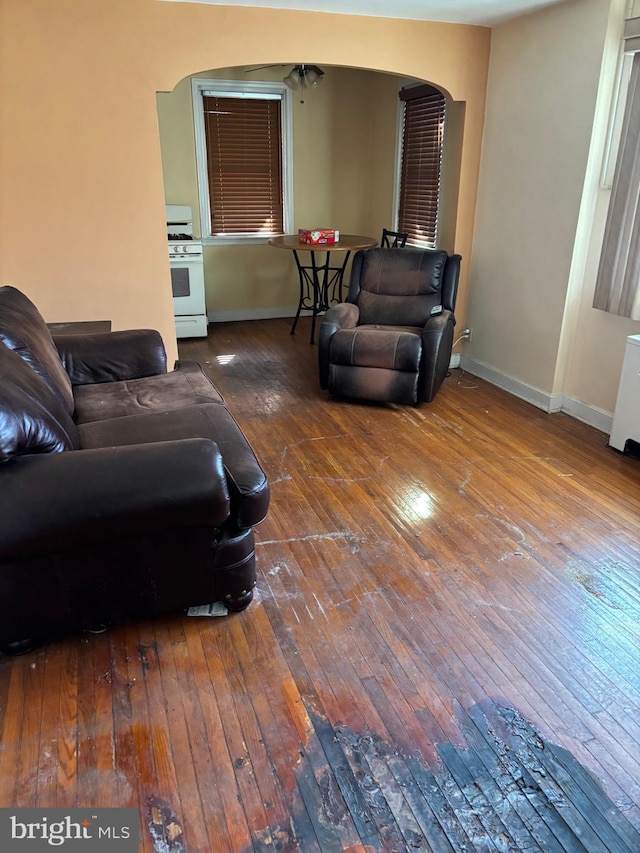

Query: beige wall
[467,0,640,416]
[562,196,640,413]
[0,0,490,364]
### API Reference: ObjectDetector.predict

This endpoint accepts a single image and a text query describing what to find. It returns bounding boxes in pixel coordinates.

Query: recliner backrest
[348,248,455,327]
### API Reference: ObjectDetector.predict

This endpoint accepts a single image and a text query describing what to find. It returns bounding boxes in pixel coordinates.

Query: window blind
[397,85,446,248]
[203,95,283,235]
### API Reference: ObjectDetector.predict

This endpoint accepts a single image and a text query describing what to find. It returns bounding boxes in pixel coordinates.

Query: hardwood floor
[1,316,639,852]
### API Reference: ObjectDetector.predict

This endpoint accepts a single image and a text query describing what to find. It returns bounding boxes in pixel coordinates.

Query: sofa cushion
[78,404,269,529]
[0,342,80,462]
[72,360,224,424]
[0,286,75,413]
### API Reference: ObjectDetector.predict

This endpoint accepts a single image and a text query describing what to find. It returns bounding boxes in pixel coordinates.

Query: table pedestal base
[268,235,378,344]
[290,249,351,344]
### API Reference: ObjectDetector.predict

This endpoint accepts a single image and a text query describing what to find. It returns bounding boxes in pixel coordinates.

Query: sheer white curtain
[594,24,640,320]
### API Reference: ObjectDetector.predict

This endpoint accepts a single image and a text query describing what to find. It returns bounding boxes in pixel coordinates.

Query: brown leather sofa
[0,286,269,654]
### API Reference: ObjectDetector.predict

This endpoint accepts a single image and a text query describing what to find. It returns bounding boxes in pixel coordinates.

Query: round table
[268,234,378,344]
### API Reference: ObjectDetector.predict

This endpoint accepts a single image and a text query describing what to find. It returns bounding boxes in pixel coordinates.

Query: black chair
[318,247,461,405]
[381,228,408,248]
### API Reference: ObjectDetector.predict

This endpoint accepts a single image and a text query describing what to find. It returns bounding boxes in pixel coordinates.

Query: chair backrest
[347,247,461,327]
[381,229,408,248]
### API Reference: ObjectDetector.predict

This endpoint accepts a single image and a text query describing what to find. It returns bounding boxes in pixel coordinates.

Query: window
[593,18,640,320]
[192,78,293,245]
[395,84,446,248]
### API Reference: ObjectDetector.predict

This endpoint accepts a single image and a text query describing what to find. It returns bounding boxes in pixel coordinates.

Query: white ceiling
[157,0,567,27]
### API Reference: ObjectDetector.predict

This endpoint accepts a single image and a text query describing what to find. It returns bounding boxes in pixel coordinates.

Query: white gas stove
[166,204,207,338]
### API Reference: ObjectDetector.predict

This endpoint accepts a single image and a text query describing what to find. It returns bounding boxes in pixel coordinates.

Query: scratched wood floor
[0,316,639,852]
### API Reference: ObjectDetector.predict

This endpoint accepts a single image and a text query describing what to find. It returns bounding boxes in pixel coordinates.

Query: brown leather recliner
[318,247,462,405]
[0,286,270,654]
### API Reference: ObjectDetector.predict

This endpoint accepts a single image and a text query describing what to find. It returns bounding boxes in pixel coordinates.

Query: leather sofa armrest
[53,329,168,385]
[420,310,456,402]
[0,439,230,561]
[318,302,360,389]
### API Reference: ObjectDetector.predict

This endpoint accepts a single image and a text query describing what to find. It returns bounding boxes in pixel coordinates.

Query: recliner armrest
[421,308,455,334]
[318,303,360,389]
[54,329,168,385]
[420,309,456,402]
[322,302,360,331]
[0,439,230,561]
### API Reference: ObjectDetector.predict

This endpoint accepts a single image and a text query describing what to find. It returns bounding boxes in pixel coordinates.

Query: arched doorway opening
[156,64,464,326]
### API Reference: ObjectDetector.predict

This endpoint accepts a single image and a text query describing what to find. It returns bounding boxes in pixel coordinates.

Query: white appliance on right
[609,334,640,452]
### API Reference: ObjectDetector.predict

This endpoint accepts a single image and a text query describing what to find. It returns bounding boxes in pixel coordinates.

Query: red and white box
[298,228,339,245]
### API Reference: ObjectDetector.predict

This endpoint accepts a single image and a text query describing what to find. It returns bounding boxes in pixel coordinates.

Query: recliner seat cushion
[0,342,80,462]
[78,404,269,529]
[330,327,422,372]
[73,361,225,424]
[0,286,75,413]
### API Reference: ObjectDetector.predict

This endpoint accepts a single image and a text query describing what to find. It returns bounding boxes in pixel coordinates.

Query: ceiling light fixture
[283,64,324,103]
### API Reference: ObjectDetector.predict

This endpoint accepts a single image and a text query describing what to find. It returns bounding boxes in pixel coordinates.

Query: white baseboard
[560,397,614,434]
[208,306,298,323]
[460,356,613,434]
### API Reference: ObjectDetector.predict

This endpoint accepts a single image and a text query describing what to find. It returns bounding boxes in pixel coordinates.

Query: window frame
[593,16,640,319]
[601,51,634,189]
[191,77,294,246]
